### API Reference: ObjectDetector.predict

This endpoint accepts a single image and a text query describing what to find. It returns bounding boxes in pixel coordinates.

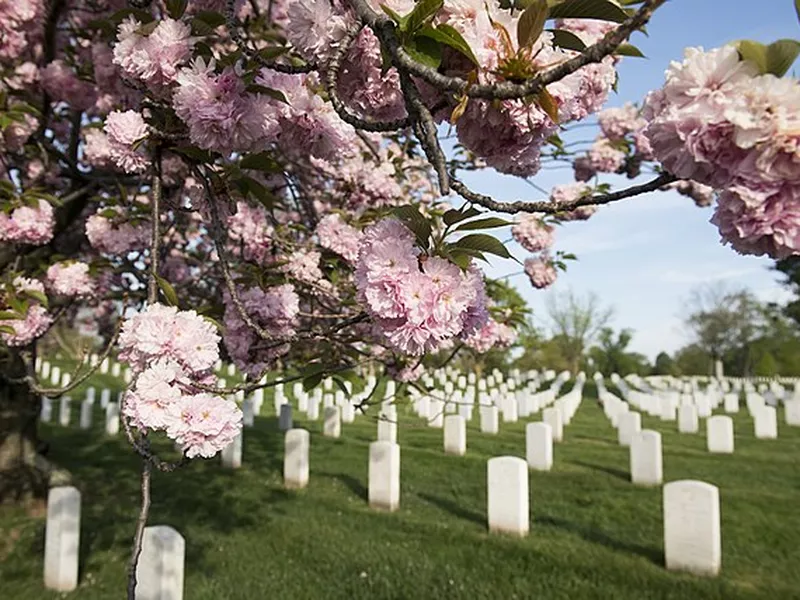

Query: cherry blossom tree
[0,0,798,595]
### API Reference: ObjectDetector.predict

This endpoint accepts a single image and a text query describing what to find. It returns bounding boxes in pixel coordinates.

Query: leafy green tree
[587,328,650,376]
[652,352,679,376]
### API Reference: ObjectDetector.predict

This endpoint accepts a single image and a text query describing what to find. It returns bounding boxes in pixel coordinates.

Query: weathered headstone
[542,407,563,442]
[630,430,663,486]
[678,404,699,434]
[284,429,309,489]
[323,406,341,438]
[341,402,355,424]
[368,441,400,511]
[44,486,80,592]
[618,411,642,447]
[443,415,466,456]
[663,480,721,576]
[134,525,185,600]
[487,456,529,536]
[220,430,243,469]
[525,422,553,472]
[785,401,800,426]
[307,397,320,421]
[706,415,734,453]
[723,393,739,413]
[278,403,293,431]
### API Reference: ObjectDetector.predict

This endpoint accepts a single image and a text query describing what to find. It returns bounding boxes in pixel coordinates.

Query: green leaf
[302,372,324,392]
[154,274,179,307]
[547,0,629,23]
[0,310,23,320]
[0,324,16,335]
[548,29,587,52]
[381,4,410,30]
[615,43,645,58]
[406,0,444,34]
[796,0,800,24]
[165,0,188,19]
[766,39,800,77]
[454,217,513,232]
[443,206,481,226]
[21,288,48,308]
[172,146,214,163]
[332,377,349,396]
[452,234,513,260]
[194,10,226,27]
[109,8,154,25]
[246,84,289,104]
[240,152,282,172]
[518,0,548,48]
[737,40,769,73]
[405,34,442,69]
[393,205,432,248]
[416,24,480,67]
[202,315,222,331]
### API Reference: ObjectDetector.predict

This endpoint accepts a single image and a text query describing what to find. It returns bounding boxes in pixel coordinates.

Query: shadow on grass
[536,515,663,565]
[570,460,629,482]
[417,493,484,526]
[321,472,367,501]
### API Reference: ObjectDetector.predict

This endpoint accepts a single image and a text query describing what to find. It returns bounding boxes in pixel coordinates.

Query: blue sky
[457,0,800,360]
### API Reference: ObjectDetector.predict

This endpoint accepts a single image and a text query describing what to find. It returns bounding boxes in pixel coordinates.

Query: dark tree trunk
[0,350,58,504]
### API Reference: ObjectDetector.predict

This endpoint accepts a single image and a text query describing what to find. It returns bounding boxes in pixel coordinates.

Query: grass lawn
[2,380,800,599]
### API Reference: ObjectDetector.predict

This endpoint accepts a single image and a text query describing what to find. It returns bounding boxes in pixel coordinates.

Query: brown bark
[0,350,59,504]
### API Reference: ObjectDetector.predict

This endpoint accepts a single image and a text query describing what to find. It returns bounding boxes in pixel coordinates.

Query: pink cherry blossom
[46,262,93,297]
[166,393,243,459]
[0,199,55,245]
[104,110,149,174]
[1,277,52,347]
[315,214,363,263]
[512,215,554,253]
[525,256,558,289]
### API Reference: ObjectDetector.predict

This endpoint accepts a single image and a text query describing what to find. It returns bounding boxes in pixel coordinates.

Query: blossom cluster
[524,256,558,290]
[315,214,363,264]
[355,219,488,355]
[104,110,150,174]
[222,284,300,377]
[119,304,242,458]
[85,207,150,256]
[463,318,517,353]
[0,277,52,347]
[643,45,800,258]
[46,262,94,297]
[227,201,274,263]
[0,199,55,246]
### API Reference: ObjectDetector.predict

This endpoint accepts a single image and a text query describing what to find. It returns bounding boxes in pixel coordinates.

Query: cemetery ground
[2,381,800,599]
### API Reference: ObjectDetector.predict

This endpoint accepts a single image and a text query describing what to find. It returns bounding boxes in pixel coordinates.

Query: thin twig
[127,460,151,600]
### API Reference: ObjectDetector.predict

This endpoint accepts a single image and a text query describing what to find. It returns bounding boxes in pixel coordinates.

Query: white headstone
[501,395,518,423]
[525,422,553,472]
[630,430,663,486]
[134,525,185,600]
[105,402,120,436]
[307,398,320,421]
[479,406,499,434]
[754,407,778,439]
[663,480,721,576]
[542,407,563,442]
[323,406,341,438]
[723,393,739,413]
[428,399,445,428]
[785,401,800,426]
[44,486,80,592]
[242,398,255,428]
[443,415,466,456]
[284,429,309,489]
[377,416,397,444]
[40,397,53,422]
[79,400,92,430]
[58,396,71,427]
[618,412,642,447]
[341,402,355,423]
[678,405,699,434]
[220,431,242,469]
[50,366,61,386]
[100,388,111,409]
[226,363,235,376]
[369,441,400,511]
[278,404,293,431]
[111,362,121,378]
[487,456,529,536]
[706,415,734,454]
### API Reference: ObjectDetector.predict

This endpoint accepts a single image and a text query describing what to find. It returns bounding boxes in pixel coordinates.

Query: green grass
[2,381,800,599]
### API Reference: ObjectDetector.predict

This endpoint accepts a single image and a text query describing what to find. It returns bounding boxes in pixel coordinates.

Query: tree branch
[450,173,678,215]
